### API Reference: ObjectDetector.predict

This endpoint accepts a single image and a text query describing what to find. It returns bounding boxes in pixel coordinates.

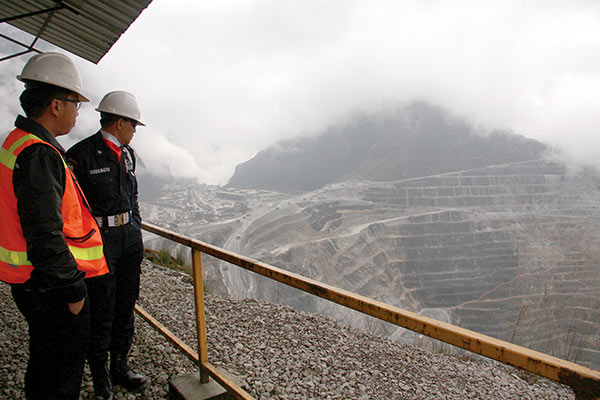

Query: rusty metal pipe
[192,249,209,383]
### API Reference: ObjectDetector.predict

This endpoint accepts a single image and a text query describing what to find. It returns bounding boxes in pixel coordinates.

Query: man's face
[55,93,80,136]
[117,118,137,145]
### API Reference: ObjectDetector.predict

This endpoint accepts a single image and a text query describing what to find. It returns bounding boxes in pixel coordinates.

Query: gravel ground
[0,260,576,399]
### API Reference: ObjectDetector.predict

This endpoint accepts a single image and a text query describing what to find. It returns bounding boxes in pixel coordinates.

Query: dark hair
[100,112,122,129]
[19,81,72,119]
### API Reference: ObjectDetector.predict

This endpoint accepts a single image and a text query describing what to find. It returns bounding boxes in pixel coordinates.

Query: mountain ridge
[227,102,548,192]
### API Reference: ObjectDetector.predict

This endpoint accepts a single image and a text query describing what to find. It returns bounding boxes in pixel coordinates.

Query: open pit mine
[142,158,600,371]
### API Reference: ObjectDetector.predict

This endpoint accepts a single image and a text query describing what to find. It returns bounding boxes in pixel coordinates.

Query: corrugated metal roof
[0,0,153,64]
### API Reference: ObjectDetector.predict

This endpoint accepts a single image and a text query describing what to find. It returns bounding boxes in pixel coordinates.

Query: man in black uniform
[67,91,147,399]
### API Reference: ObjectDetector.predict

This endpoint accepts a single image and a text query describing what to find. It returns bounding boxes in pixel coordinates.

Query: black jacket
[11,115,87,302]
[66,131,141,229]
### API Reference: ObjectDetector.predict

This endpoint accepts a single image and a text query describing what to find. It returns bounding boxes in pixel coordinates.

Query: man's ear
[49,99,61,117]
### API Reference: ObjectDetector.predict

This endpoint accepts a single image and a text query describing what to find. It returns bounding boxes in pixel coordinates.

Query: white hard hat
[17,52,89,102]
[95,91,145,126]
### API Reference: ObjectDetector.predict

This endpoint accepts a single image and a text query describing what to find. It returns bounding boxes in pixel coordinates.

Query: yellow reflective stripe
[0,148,16,170]
[68,244,104,261]
[0,245,32,266]
[0,244,103,266]
[0,134,39,170]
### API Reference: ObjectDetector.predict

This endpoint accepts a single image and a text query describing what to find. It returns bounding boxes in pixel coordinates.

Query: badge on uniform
[90,167,110,175]
[122,147,133,172]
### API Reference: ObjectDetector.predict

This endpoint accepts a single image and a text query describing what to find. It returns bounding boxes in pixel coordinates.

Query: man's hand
[67,298,85,315]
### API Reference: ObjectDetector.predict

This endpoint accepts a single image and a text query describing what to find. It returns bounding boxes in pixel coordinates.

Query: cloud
[133,133,206,179]
[2,0,600,184]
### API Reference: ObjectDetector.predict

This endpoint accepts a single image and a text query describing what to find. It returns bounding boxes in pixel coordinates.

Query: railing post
[191,248,209,384]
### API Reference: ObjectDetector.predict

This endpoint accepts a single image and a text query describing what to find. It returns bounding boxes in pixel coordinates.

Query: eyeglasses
[124,118,138,128]
[56,98,81,110]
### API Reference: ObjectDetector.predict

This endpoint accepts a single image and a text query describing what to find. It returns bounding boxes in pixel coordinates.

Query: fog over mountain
[142,103,600,371]
[227,103,548,193]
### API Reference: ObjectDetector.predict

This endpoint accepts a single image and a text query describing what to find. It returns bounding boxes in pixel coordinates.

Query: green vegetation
[144,248,191,274]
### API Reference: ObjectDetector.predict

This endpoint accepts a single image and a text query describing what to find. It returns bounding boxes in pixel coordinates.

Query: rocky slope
[0,262,576,399]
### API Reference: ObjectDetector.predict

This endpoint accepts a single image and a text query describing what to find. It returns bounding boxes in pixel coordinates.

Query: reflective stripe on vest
[0,242,107,265]
[0,128,109,284]
[0,246,29,265]
[0,133,37,169]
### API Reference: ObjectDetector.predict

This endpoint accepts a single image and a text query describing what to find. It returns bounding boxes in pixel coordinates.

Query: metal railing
[137,221,600,400]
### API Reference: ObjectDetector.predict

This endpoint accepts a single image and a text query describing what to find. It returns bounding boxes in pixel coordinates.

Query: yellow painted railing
[138,221,600,400]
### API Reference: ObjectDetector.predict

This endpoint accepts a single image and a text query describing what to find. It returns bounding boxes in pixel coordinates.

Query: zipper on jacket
[66,228,96,243]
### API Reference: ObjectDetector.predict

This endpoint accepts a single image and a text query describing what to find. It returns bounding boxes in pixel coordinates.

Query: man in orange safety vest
[0,52,109,399]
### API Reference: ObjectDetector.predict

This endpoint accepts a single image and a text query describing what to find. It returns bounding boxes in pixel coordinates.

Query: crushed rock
[0,260,575,399]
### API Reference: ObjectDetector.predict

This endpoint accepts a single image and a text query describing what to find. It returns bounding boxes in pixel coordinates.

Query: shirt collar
[14,115,66,153]
[101,130,122,147]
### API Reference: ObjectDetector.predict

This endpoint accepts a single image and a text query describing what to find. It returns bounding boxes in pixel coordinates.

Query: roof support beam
[0,0,153,64]
[0,1,79,24]
[0,48,36,63]
[0,31,42,62]
[0,1,80,62]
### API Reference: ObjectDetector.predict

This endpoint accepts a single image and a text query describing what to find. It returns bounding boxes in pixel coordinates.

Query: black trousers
[92,223,143,359]
[85,273,115,364]
[11,286,90,400]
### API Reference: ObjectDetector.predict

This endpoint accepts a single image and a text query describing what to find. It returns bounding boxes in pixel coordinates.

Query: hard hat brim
[17,74,90,102]
[94,108,145,126]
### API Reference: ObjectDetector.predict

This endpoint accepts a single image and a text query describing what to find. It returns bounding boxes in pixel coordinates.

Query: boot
[110,351,147,393]
[90,361,114,400]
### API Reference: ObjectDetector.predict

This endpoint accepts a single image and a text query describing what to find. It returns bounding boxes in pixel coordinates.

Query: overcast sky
[2,0,600,184]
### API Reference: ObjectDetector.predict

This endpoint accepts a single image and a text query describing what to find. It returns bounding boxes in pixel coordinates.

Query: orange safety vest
[0,128,109,284]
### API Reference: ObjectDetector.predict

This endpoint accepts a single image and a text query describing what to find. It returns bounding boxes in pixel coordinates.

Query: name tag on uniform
[89,167,110,175]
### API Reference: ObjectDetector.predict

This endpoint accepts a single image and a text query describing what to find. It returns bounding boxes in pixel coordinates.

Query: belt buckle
[115,213,125,226]
[114,212,130,226]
